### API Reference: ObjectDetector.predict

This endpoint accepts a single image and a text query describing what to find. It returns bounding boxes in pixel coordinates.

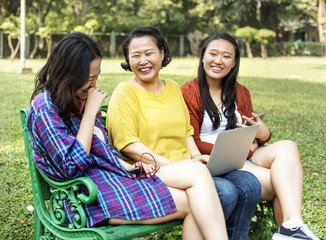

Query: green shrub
[296,41,325,56]
[246,41,325,57]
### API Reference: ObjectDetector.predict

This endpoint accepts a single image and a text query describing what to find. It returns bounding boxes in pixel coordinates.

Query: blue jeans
[213,170,261,240]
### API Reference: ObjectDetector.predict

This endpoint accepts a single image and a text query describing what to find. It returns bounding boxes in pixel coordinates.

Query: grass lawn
[0,57,325,239]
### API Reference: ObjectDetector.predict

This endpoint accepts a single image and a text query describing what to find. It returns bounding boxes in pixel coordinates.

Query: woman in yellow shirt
[107,26,261,240]
[107,26,228,240]
[108,79,193,163]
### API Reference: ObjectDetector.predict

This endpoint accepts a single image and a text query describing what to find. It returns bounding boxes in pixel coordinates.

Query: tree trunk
[318,0,326,42]
[239,1,259,28]
[1,0,6,18]
[261,2,280,41]
[186,30,208,56]
[318,0,326,56]
[29,2,53,58]
[29,35,39,59]
[8,35,15,56]
[46,35,52,58]
[182,0,204,56]
[181,0,193,33]
[245,41,253,58]
[260,43,267,58]
[9,36,21,60]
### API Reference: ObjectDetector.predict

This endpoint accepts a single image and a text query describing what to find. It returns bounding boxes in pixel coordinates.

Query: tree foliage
[235,26,258,58]
[318,0,326,45]
[256,28,276,58]
[0,0,322,58]
[0,14,21,59]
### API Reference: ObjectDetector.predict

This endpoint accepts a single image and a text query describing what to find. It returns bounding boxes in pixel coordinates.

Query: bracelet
[191,153,201,159]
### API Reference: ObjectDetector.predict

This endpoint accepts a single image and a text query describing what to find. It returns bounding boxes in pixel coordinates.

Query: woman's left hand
[134,162,156,178]
[237,113,270,141]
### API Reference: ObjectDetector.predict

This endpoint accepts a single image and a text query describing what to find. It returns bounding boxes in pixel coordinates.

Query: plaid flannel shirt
[27,90,176,227]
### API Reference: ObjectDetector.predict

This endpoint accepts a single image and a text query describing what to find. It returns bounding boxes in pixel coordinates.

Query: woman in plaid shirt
[27,32,227,240]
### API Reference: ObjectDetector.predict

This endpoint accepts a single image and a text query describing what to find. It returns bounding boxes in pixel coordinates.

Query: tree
[0,0,20,19]
[318,0,326,42]
[27,0,55,59]
[0,15,21,60]
[212,0,318,41]
[235,26,257,58]
[255,29,276,58]
[318,0,326,56]
[177,0,208,55]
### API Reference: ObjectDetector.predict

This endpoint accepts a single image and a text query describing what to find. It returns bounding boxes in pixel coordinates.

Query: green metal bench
[20,104,276,239]
[19,108,183,240]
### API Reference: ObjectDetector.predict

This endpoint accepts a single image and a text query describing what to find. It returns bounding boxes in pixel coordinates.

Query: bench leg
[33,211,45,240]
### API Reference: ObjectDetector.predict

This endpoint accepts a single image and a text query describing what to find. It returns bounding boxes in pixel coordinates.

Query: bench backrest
[20,109,51,202]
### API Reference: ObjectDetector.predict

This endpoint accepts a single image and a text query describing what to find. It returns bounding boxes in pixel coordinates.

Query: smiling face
[128,36,164,84]
[202,39,236,83]
[76,58,101,100]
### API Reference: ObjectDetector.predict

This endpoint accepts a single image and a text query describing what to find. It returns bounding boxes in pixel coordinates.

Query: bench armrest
[36,166,97,229]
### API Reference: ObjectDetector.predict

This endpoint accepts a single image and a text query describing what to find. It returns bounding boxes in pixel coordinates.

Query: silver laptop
[207,125,259,176]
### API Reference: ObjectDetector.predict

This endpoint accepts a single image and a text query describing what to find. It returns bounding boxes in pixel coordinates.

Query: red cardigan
[181,78,271,158]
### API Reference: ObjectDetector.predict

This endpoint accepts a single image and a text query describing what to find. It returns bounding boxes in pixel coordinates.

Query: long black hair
[198,32,240,130]
[31,32,102,126]
[121,26,171,71]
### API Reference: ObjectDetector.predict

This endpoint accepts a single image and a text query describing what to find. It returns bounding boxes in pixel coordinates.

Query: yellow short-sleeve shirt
[107,80,193,162]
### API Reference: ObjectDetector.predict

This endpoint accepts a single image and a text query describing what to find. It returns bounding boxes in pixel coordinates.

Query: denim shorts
[245,159,253,165]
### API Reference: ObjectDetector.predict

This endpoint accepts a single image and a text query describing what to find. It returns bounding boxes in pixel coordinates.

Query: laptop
[207,124,259,176]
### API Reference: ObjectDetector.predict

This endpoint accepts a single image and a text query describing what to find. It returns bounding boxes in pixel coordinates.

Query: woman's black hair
[198,32,240,130]
[121,26,171,71]
[31,32,102,126]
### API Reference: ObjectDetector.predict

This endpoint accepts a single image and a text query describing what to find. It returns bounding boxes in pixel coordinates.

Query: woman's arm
[31,88,108,180]
[121,142,172,166]
[76,87,108,154]
[185,136,209,164]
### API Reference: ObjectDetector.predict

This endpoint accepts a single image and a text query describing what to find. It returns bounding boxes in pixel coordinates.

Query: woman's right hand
[84,87,108,116]
[191,154,209,164]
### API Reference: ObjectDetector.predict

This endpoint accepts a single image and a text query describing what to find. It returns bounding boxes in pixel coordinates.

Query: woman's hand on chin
[84,87,108,116]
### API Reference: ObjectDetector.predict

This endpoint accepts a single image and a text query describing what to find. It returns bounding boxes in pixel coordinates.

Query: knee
[275,140,301,163]
[228,171,261,203]
[278,140,299,151]
[242,171,262,202]
[213,177,237,218]
[274,140,300,155]
[213,178,237,204]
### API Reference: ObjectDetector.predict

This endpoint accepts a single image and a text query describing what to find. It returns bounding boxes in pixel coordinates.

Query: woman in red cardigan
[181,33,319,240]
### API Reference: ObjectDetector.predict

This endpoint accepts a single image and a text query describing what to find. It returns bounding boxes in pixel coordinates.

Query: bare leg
[157,161,228,240]
[109,162,227,239]
[251,140,303,222]
[274,196,283,226]
[109,186,204,240]
[241,163,275,200]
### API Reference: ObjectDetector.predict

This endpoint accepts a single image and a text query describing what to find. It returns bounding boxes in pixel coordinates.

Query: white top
[200,104,242,144]
[93,125,106,143]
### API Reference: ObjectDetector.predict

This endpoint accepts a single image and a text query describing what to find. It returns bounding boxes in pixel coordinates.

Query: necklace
[133,78,165,98]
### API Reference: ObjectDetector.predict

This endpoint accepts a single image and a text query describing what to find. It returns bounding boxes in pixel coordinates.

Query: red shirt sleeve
[181,79,215,155]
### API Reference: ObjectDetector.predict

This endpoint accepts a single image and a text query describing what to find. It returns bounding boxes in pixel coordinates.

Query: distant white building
[282,22,319,42]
